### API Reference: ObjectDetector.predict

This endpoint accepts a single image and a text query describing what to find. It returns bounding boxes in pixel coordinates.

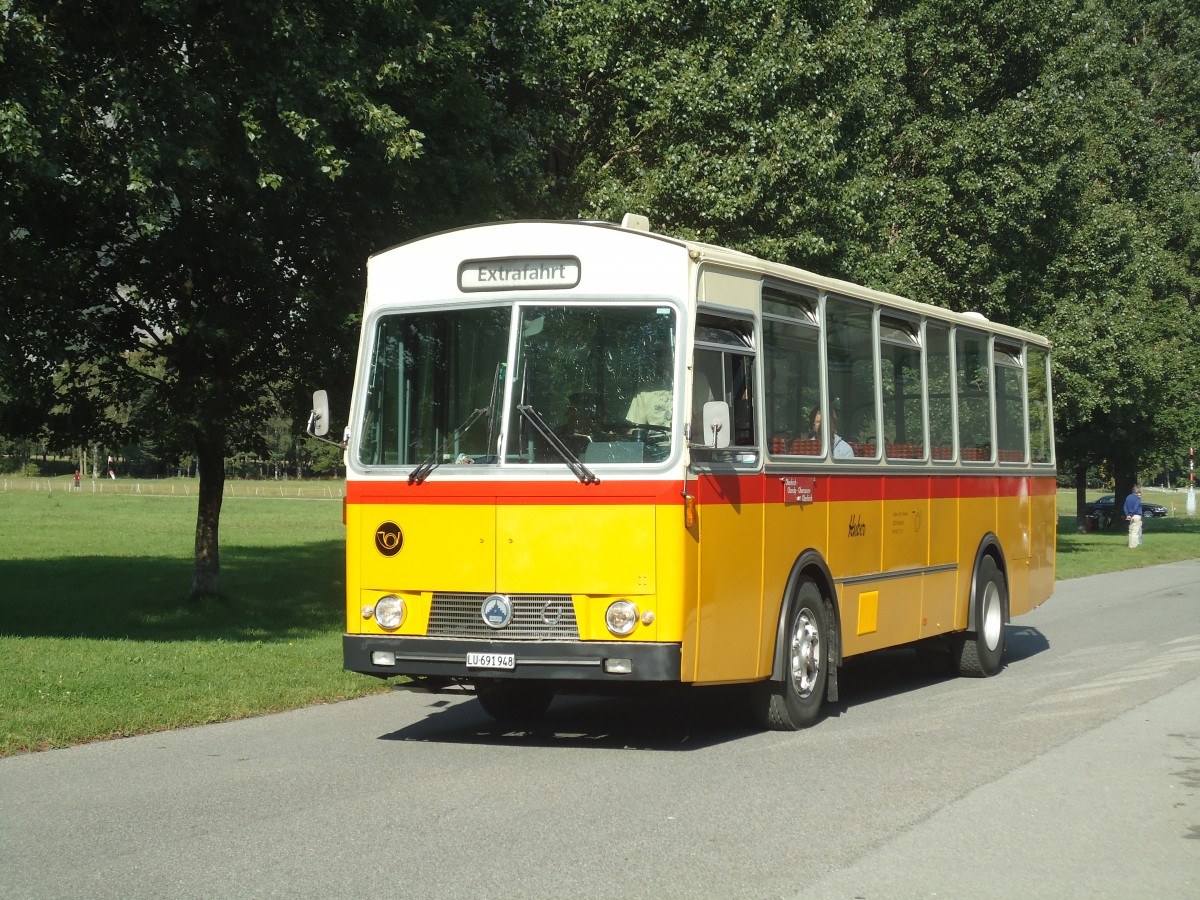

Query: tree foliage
[1,0,533,595]
[2,0,1197,591]
[533,0,1200,499]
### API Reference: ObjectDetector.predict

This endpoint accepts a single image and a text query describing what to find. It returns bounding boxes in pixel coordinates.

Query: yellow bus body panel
[347,494,690,648]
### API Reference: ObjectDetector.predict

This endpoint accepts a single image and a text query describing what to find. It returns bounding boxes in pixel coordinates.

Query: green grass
[1054,488,1200,580]
[0,488,386,755]
[2,482,1198,755]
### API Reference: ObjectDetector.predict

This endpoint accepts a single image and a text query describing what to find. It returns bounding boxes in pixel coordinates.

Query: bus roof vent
[963,311,989,322]
[620,213,650,232]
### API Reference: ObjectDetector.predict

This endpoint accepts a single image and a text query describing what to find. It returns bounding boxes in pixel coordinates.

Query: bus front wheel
[754,578,828,731]
[474,680,554,724]
[952,555,1006,678]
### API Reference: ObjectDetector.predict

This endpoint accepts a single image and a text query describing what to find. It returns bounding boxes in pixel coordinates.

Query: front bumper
[344,635,682,683]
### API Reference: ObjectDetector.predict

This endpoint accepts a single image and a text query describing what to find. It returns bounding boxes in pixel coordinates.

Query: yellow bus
[320,215,1056,730]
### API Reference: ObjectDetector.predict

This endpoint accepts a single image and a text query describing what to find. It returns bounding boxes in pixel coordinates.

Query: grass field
[1052,487,1200,579]
[0,484,386,756]
[2,478,1198,755]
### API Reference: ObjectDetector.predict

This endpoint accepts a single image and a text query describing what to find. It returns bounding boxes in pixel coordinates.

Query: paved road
[3,562,1198,899]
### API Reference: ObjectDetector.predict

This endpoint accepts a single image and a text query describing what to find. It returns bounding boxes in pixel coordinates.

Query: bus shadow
[827,624,1050,715]
[378,684,762,752]
[379,626,1050,749]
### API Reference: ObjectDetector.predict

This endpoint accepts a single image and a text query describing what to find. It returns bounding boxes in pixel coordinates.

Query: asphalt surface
[2,560,1198,899]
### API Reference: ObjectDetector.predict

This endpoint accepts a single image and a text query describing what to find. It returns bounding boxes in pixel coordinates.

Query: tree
[1,1,529,597]
[532,0,1199,513]
[864,0,1200,514]
[528,0,905,273]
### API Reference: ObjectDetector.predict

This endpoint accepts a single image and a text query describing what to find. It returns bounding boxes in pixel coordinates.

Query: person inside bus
[812,407,853,458]
[626,347,674,431]
[558,392,603,454]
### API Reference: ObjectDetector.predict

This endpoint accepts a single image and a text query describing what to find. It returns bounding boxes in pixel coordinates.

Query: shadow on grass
[0,540,346,642]
[1056,514,1200,551]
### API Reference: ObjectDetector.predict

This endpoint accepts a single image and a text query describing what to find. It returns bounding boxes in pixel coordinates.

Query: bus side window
[729,354,756,446]
[693,315,758,458]
[691,357,719,441]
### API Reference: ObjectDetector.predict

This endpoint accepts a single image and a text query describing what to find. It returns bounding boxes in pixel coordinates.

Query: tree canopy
[2,0,1197,590]
[532,0,1199,502]
[1,0,535,594]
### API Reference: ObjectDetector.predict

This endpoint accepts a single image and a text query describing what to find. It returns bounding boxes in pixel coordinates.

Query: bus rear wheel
[754,578,828,731]
[474,680,554,724]
[952,555,1006,678]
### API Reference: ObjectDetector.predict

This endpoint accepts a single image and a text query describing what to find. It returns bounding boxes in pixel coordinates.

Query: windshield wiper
[517,405,600,485]
[408,363,504,485]
[408,406,489,485]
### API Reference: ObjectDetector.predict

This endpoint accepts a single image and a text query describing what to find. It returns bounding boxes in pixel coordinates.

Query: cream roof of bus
[677,234,1050,349]
[367,219,1050,349]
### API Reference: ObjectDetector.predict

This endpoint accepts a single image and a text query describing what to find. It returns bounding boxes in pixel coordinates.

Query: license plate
[466,652,515,670]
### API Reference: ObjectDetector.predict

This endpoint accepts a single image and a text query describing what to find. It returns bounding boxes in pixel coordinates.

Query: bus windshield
[357,303,677,469]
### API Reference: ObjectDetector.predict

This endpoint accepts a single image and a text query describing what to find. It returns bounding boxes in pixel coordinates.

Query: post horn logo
[375,522,403,557]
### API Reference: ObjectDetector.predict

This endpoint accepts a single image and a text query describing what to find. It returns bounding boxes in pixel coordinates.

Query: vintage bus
[315,215,1056,730]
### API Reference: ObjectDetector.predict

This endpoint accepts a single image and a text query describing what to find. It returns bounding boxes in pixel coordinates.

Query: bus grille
[427,593,580,640]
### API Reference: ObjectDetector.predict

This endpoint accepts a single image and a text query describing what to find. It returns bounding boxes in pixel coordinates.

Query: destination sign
[781,476,816,505]
[459,256,581,292]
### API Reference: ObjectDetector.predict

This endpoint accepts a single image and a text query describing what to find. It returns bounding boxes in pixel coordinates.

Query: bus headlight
[374,595,405,630]
[605,600,639,636]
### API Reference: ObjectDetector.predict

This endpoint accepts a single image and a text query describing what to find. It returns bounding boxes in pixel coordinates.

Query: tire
[753,578,829,730]
[952,555,1006,678]
[474,681,554,724]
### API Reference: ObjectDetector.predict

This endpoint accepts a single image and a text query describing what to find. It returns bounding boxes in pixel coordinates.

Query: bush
[21,463,40,477]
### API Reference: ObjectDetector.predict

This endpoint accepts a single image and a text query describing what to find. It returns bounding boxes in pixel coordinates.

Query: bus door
[690,323,765,683]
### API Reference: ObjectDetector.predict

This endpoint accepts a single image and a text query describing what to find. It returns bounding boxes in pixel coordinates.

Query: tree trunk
[1075,463,1089,532]
[190,434,226,599]
[1114,471,1136,522]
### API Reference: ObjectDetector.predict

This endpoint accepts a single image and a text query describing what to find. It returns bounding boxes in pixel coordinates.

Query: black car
[1086,494,1169,523]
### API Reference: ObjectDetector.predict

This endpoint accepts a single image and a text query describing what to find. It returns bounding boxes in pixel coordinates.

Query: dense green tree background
[1,0,537,594]
[534,0,1199,515]
[2,0,1197,592]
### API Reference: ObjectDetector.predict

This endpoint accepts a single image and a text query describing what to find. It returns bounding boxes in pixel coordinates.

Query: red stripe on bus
[346,479,687,505]
[346,473,1056,506]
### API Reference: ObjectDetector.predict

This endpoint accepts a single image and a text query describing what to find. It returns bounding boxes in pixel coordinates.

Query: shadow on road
[378,683,762,751]
[378,625,1050,750]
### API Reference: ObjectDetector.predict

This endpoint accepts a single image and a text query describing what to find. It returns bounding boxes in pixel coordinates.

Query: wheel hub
[789,610,821,698]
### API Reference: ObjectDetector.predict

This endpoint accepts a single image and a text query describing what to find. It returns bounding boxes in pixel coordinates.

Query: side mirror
[308,389,330,438]
[701,400,731,449]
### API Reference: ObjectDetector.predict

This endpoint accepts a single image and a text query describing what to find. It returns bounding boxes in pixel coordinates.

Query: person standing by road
[1123,486,1143,549]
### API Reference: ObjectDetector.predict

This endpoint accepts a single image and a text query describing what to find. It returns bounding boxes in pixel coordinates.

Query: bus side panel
[997,474,1032,562]
[1016,477,1057,616]
[997,475,1032,620]
[924,478,961,637]
[692,472,765,683]
[956,479,996,629]
[759,477,829,680]
[831,475,925,657]
[882,476,932,642]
